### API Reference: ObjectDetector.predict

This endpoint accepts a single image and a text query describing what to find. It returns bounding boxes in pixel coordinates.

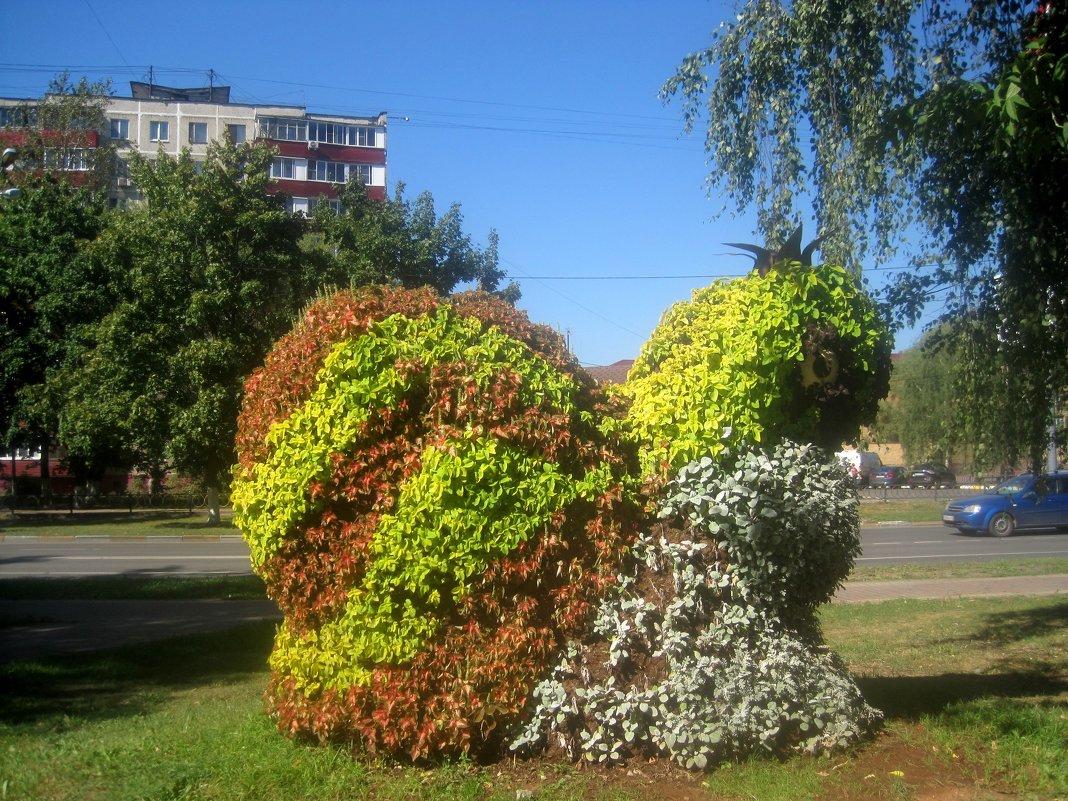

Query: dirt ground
[473,723,1030,801]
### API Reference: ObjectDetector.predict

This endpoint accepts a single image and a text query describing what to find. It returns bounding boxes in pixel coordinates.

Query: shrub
[623,261,891,478]
[231,286,642,760]
[510,440,882,768]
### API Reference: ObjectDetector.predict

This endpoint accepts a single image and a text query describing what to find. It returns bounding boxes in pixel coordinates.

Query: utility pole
[1048,397,1060,473]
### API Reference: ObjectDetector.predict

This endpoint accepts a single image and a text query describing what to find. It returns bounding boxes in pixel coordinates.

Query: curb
[0,534,245,543]
[834,573,1068,603]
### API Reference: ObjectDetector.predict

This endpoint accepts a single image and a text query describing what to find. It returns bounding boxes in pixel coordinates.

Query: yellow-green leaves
[271,437,616,693]
[623,263,889,477]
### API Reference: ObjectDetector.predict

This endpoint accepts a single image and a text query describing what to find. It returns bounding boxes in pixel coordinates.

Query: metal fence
[858,486,984,502]
[2,492,230,514]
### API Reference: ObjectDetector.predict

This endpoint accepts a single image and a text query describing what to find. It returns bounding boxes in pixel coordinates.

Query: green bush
[232,286,642,760]
[510,440,882,768]
[623,262,891,477]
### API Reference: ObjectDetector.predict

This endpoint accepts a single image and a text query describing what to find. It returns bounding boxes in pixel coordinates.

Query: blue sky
[0,0,930,366]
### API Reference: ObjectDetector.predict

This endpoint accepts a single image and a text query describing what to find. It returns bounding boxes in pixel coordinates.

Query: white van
[835,449,882,485]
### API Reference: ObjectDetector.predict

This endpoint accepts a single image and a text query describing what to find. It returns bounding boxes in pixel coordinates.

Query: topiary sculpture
[510,439,883,768]
[507,234,891,769]
[231,285,642,760]
[623,233,891,479]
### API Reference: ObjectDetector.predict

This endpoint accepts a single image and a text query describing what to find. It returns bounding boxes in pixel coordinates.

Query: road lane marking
[858,549,1068,562]
[49,555,247,561]
[0,570,251,576]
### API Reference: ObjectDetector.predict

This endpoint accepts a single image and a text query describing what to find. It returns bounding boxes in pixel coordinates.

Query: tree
[3,72,116,192]
[309,179,519,300]
[874,334,959,466]
[64,138,309,521]
[0,177,112,494]
[907,2,1068,472]
[662,0,1067,472]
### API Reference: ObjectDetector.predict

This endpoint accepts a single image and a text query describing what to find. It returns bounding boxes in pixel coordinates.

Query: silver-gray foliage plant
[510,439,882,769]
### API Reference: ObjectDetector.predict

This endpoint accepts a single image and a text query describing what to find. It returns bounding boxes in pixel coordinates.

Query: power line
[81,2,133,75]
[500,256,646,340]
[509,264,938,281]
[0,62,686,124]
[512,274,740,281]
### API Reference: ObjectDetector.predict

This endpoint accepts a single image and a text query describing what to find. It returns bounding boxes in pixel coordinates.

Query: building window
[284,197,313,215]
[271,156,297,179]
[308,159,360,183]
[109,118,129,140]
[306,160,372,184]
[308,121,378,147]
[349,164,372,185]
[227,123,246,144]
[43,148,89,171]
[149,121,169,142]
[0,106,38,128]
[308,197,342,214]
[259,117,307,142]
[188,122,208,144]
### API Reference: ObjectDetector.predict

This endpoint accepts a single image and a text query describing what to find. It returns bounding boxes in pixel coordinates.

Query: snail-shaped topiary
[232,286,642,760]
[623,232,891,478]
[508,232,891,769]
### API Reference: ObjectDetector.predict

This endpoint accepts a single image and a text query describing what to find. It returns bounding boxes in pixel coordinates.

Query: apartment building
[0,81,388,211]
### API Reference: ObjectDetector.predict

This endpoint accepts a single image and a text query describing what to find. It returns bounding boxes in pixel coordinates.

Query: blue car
[943,472,1068,537]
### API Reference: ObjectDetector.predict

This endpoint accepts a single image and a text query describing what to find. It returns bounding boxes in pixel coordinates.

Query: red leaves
[238,286,647,761]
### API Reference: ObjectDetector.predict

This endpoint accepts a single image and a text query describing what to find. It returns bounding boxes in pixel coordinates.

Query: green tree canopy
[662,0,1067,472]
[60,138,309,511]
[308,179,518,301]
[5,72,116,192]
[0,177,112,484]
[874,333,958,466]
[5,73,518,504]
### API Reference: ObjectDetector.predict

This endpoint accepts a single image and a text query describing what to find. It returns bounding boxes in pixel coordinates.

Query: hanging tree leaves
[662,0,1068,472]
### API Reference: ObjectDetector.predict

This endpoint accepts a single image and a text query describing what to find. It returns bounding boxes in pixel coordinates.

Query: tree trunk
[40,436,51,499]
[206,485,221,526]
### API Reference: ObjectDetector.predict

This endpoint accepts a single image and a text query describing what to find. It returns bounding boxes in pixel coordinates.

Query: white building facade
[1,81,387,210]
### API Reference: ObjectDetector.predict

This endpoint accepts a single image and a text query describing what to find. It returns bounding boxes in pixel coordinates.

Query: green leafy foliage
[59,138,309,491]
[232,286,641,760]
[663,0,1068,475]
[903,5,1068,472]
[510,440,881,769]
[306,180,518,301]
[872,330,963,467]
[0,176,112,474]
[623,261,890,478]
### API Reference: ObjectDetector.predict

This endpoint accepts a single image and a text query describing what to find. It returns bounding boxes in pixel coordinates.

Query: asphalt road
[859,522,1068,565]
[0,535,254,578]
[3,524,1068,578]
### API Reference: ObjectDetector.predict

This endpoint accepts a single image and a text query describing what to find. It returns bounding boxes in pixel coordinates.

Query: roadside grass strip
[1,594,1064,800]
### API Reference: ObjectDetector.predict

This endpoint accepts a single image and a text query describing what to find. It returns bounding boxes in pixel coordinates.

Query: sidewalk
[834,573,1068,603]
[0,598,280,663]
[2,575,1066,663]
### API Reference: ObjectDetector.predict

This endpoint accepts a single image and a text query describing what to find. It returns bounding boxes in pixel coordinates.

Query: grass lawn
[858,498,950,524]
[1,594,1065,800]
[0,510,238,537]
[849,556,1068,583]
[3,497,950,535]
[0,573,267,601]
